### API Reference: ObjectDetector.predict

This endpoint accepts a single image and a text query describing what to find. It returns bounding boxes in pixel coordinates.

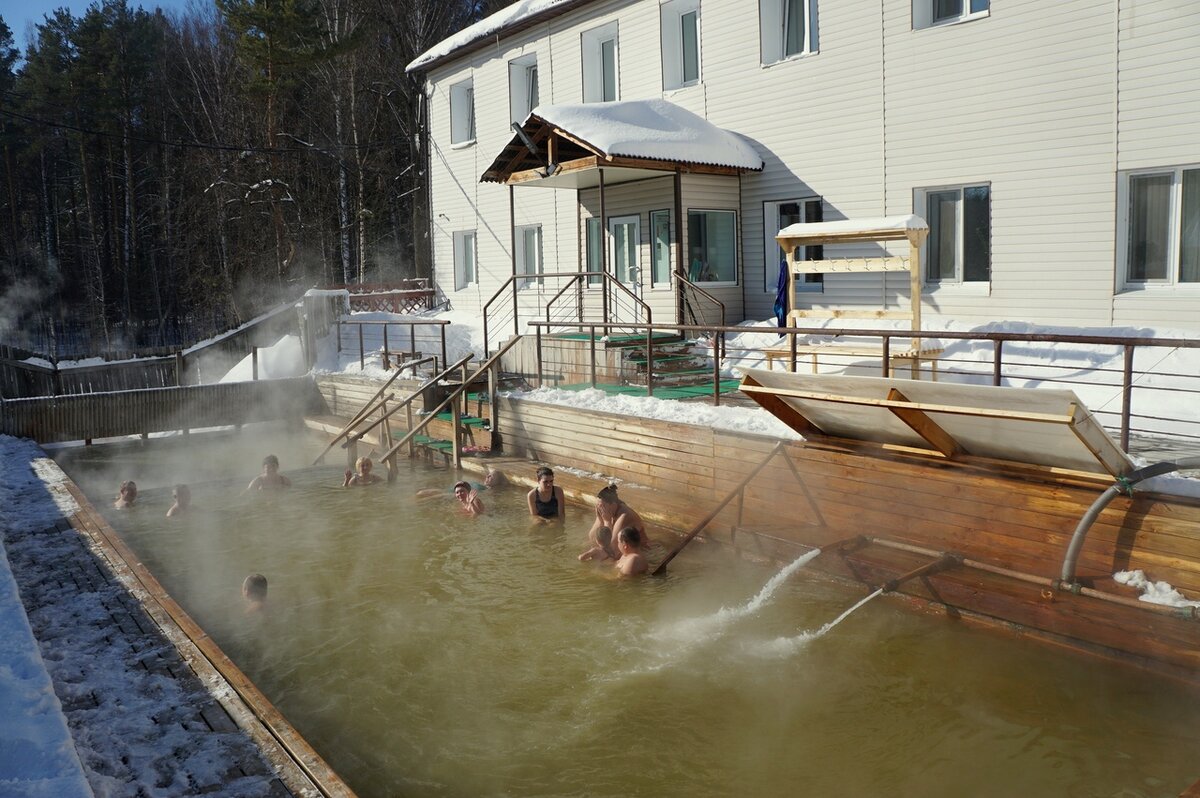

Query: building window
[650,209,672,286]
[661,1,701,91]
[585,217,603,286]
[582,23,619,103]
[449,79,475,145]
[1122,167,1200,286]
[765,198,822,293]
[509,54,539,124]
[760,0,816,65]
[687,210,737,284]
[453,231,476,290]
[920,184,990,284]
[516,224,543,286]
[914,0,988,29]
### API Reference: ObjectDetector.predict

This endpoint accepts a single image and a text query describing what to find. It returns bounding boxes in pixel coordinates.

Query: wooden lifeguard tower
[767,215,943,379]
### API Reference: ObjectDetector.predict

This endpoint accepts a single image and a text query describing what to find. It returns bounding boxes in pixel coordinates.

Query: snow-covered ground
[3,300,1198,790]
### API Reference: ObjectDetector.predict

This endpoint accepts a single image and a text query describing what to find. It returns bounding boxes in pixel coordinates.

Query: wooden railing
[0,377,322,443]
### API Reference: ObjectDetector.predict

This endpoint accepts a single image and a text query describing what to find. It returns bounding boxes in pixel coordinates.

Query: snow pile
[218,335,307,383]
[1113,570,1200,608]
[311,307,482,379]
[406,0,576,72]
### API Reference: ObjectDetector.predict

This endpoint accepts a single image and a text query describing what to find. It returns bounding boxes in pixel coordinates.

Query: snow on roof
[406,0,582,73]
[534,99,763,171]
[777,215,928,239]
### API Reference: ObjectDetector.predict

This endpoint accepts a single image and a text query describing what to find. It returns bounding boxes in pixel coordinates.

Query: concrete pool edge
[49,461,358,798]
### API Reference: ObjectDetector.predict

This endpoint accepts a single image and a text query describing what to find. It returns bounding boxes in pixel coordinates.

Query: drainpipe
[1059,456,1200,586]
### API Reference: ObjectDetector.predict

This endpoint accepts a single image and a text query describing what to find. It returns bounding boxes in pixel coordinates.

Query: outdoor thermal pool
[53,428,1200,798]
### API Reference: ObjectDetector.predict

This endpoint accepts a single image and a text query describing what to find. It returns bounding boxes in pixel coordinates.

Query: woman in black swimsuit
[526,466,565,523]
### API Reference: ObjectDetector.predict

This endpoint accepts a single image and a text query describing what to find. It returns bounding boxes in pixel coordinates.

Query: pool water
[57,433,1200,798]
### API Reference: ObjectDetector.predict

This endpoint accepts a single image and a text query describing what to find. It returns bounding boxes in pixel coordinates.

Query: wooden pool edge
[53,472,358,798]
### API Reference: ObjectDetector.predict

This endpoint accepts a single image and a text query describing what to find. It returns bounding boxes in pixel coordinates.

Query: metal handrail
[335,318,450,372]
[527,319,1200,451]
[674,272,726,330]
[483,271,652,354]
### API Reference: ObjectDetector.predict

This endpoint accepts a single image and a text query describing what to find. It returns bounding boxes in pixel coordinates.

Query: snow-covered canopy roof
[777,215,929,246]
[406,0,587,74]
[482,99,763,187]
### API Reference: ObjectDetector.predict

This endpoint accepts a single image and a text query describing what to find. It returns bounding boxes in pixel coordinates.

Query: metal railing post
[590,325,597,388]
[993,340,1004,386]
[882,335,891,378]
[645,327,654,397]
[441,325,448,366]
[358,324,365,371]
[252,346,259,380]
[712,331,721,406]
[382,324,390,369]
[1121,344,1134,452]
[536,326,544,387]
[789,332,798,373]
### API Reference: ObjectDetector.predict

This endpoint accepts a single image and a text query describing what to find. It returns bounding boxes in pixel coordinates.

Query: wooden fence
[0,293,346,399]
[0,378,323,443]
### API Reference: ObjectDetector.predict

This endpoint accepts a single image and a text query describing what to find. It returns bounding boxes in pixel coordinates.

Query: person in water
[578,524,617,562]
[527,466,565,523]
[114,480,138,509]
[343,456,383,487]
[614,527,648,576]
[242,573,268,613]
[166,484,191,517]
[453,481,484,516]
[416,468,502,499]
[246,454,291,492]
[588,484,649,546]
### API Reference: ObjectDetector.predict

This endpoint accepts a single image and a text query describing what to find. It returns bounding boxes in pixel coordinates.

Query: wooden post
[882,335,891,379]
[451,398,463,470]
[381,398,397,480]
[251,347,258,381]
[405,402,416,458]
[175,351,184,386]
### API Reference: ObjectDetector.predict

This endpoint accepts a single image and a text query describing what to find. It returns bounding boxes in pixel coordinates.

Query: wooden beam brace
[739,375,824,437]
[885,387,965,458]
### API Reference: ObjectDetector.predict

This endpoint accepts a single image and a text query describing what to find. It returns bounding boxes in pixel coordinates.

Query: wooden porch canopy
[739,369,1133,479]
[481,99,763,189]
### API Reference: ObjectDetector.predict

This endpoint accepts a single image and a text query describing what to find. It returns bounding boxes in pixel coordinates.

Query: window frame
[764,198,823,294]
[913,0,989,31]
[649,208,673,289]
[660,0,702,92]
[686,208,739,287]
[759,0,817,66]
[582,22,620,103]
[515,224,544,287]
[916,182,991,287]
[1117,164,1200,291]
[508,54,540,124]
[449,78,475,146]
[453,230,477,291]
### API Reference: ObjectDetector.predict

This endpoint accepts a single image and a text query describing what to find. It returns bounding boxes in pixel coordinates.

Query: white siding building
[407,0,1200,332]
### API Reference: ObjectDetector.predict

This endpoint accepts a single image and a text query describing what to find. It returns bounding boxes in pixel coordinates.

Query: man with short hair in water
[527,466,565,523]
[614,527,648,576]
[578,525,617,562]
[166,484,191,517]
[453,481,484,516]
[242,573,268,613]
[587,484,650,547]
[246,454,291,492]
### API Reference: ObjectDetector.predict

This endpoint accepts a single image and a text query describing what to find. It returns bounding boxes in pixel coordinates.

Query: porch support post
[599,168,608,323]
[674,168,684,325]
[510,184,518,339]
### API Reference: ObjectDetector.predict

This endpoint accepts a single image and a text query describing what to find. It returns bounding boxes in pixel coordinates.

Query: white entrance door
[608,215,641,321]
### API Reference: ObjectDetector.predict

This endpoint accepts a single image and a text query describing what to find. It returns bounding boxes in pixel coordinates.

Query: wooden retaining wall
[0,378,323,443]
[497,396,1200,676]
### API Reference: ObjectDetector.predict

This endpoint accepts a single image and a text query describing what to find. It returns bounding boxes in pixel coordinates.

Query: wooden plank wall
[498,397,1200,594]
[0,378,323,442]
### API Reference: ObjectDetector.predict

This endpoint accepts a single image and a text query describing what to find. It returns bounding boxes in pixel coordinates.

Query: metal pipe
[1120,344,1134,452]
[1060,456,1200,585]
[880,553,961,593]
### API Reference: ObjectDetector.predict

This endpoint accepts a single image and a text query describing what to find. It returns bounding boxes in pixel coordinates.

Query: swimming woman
[587,484,650,547]
[527,466,565,523]
[343,456,383,487]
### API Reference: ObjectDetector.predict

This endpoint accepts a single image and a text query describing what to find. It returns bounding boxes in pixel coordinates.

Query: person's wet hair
[453,481,471,493]
[618,527,641,548]
[243,573,268,601]
[536,466,554,480]
[263,454,280,468]
[356,456,373,472]
[173,484,190,501]
[598,484,619,503]
[597,526,612,546]
[116,480,137,499]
